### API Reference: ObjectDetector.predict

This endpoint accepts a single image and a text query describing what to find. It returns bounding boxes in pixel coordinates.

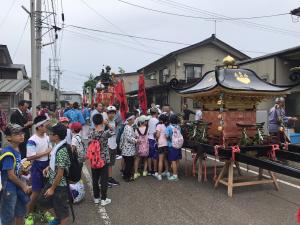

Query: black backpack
[116,124,125,148]
[55,143,81,222]
[57,143,81,183]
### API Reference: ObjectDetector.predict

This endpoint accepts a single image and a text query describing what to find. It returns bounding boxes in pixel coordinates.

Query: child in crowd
[70,122,86,172]
[0,124,32,225]
[134,115,149,179]
[147,108,159,176]
[88,114,113,206]
[26,115,52,213]
[41,123,71,225]
[166,114,182,181]
[59,117,72,145]
[120,113,137,182]
[155,114,169,180]
[106,106,120,186]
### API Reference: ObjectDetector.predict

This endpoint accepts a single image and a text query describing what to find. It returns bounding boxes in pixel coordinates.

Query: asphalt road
[73,152,300,225]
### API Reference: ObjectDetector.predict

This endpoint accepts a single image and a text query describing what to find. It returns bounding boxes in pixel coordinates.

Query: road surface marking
[184,149,300,190]
[82,165,112,225]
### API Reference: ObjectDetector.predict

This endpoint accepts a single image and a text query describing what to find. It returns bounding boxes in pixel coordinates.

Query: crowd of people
[0,99,199,225]
[0,96,296,225]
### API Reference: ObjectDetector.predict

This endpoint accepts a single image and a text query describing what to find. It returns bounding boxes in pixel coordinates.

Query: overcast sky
[1,0,299,93]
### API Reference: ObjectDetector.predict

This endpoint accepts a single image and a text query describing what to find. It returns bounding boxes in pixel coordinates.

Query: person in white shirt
[26,115,52,213]
[106,106,120,186]
[148,108,159,176]
[90,103,108,128]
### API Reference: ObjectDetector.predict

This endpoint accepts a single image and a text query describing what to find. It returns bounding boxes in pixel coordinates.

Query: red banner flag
[115,80,128,121]
[138,74,147,115]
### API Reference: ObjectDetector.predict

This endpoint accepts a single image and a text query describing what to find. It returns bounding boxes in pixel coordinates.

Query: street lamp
[291,7,300,17]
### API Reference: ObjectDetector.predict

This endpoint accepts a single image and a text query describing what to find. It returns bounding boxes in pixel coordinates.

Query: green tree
[84,74,97,92]
[118,67,125,74]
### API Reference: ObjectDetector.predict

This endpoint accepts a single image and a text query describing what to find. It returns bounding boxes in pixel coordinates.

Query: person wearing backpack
[70,122,85,172]
[133,115,149,179]
[0,124,31,225]
[165,115,184,181]
[120,113,138,182]
[155,114,170,181]
[87,113,114,206]
[41,123,71,225]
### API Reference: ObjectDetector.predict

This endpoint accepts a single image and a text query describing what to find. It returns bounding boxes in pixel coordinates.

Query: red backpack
[86,140,105,169]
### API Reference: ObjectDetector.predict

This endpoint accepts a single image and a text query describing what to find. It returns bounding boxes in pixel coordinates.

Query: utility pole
[36,0,42,106]
[30,0,37,117]
[49,58,51,91]
[57,70,61,107]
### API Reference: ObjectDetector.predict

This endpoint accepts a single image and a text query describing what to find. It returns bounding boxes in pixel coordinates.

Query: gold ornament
[223,55,235,66]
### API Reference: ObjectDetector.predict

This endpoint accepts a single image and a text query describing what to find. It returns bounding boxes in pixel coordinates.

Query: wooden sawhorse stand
[214,160,279,197]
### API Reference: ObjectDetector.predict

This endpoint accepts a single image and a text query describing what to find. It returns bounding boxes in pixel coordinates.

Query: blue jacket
[64,109,85,125]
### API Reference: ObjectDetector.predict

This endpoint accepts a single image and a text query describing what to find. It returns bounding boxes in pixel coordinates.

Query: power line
[65,29,164,56]
[0,0,18,29]
[13,16,30,60]
[79,0,148,50]
[67,24,191,45]
[143,0,300,38]
[116,0,290,20]
[65,25,269,56]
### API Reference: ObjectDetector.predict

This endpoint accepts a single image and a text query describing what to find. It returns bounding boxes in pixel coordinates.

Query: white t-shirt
[108,119,117,149]
[148,117,159,140]
[66,128,72,145]
[71,134,86,163]
[26,134,51,161]
[195,109,203,121]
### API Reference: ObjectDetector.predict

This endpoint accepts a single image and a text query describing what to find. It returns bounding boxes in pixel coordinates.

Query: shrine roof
[177,67,292,95]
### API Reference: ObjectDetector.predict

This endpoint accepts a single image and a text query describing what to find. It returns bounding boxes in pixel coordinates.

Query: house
[0,45,30,116]
[238,45,300,132]
[60,91,82,105]
[40,80,56,111]
[127,34,250,113]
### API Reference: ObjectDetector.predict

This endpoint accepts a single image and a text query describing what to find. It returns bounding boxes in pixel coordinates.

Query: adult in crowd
[162,104,173,117]
[81,103,91,140]
[90,103,108,128]
[56,106,65,119]
[64,102,71,114]
[182,104,195,121]
[268,97,297,142]
[120,113,137,182]
[10,100,33,158]
[63,102,85,125]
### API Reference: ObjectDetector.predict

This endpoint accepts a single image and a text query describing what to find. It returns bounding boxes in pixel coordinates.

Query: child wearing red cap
[70,122,86,172]
[59,117,72,145]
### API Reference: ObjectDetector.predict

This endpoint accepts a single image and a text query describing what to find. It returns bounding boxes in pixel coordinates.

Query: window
[159,68,169,84]
[156,92,168,107]
[185,64,202,80]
